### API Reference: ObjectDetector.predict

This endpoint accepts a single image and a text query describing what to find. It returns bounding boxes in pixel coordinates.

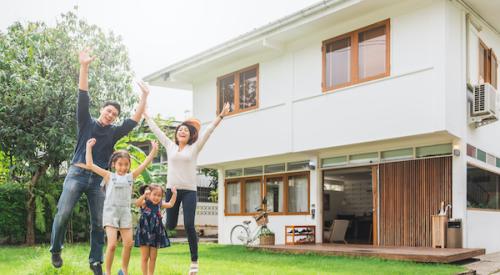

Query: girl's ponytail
[139,185,150,195]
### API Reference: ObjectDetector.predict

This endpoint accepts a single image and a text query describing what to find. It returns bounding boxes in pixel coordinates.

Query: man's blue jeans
[50,165,105,264]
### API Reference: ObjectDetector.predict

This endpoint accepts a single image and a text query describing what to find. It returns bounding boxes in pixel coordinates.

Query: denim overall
[102,173,133,228]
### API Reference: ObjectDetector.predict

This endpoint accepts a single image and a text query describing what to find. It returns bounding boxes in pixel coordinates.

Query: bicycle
[230,200,270,245]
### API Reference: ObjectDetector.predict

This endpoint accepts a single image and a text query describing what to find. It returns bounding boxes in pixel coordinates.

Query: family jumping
[49,48,230,275]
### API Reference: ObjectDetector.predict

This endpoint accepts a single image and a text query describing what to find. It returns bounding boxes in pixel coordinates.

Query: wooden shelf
[285,225,315,245]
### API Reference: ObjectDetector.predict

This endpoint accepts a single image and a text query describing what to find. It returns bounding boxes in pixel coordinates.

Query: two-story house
[145,0,500,252]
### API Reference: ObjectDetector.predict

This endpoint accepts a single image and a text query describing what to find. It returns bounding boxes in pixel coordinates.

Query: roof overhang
[145,0,500,90]
[462,0,500,35]
[144,0,399,89]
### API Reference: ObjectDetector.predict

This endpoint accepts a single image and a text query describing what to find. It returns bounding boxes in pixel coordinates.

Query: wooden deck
[252,244,485,263]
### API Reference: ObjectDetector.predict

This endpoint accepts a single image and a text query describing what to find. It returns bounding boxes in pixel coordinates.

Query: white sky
[1,0,318,121]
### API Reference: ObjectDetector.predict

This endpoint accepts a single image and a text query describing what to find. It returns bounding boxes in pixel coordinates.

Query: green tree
[0,9,136,245]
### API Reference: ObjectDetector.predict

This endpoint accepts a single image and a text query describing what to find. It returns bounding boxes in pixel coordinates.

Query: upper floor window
[479,40,498,89]
[322,19,390,91]
[217,64,259,116]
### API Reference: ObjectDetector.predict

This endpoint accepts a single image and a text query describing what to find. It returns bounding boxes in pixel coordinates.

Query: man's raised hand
[137,80,150,97]
[79,48,96,66]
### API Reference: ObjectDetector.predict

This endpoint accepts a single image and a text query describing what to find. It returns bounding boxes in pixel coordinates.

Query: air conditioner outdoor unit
[469,83,498,127]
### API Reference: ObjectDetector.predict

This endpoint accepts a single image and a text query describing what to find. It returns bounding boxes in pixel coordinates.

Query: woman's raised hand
[220,102,230,117]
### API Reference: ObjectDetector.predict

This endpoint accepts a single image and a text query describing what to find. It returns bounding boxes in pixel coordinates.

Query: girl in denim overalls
[86,138,158,275]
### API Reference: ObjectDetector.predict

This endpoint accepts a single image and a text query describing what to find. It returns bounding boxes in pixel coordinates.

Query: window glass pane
[325,36,351,88]
[266,177,284,213]
[381,148,413,161]
[219,75,235,112]
[467,165,500,209]
[288,175,308,212]
[321,156,347,168]
[264,163,285,174]
[287,160,309,171]
[225,168,242,178]
[243,166,263,176]
[349,152,378,164]
[358,25,386,79]
[467,144,476,158]
[245,180,261,212]
[477,149,487,162]
[227,182,240,213]
[239,68,257,110]
[487,154,496,166]
[416,144,452,158]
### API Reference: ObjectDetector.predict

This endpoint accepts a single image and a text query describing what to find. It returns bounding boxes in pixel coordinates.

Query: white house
[145,0,500,252]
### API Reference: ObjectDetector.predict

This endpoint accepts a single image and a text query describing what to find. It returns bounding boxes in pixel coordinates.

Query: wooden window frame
[322,19,390,92]
[491,51,498,89]
[216,64,259,116]
[224,171,310,216]
[479,39,498,89]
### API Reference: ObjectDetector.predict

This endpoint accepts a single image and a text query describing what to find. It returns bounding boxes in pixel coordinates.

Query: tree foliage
[0,8,136,244]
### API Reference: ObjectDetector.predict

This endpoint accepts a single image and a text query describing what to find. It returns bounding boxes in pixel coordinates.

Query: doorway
[322,166,377,244]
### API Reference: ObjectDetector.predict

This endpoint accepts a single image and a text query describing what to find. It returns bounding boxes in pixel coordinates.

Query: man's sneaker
[89,262,103,275]
[51,252,63,268]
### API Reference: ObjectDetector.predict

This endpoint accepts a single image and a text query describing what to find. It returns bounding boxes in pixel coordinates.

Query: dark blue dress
[134,200,170,248]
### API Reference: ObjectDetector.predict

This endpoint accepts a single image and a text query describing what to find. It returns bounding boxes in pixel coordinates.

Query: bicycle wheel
[230,225,249,245]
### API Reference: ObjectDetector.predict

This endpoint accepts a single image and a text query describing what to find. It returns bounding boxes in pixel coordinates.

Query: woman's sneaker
[51,252,63,268]
[189,262,198,275]
[89,262,103,275]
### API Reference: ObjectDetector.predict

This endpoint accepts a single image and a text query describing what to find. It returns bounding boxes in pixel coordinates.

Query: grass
[0,243,465,275]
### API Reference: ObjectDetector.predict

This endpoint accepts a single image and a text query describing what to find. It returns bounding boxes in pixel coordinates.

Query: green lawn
[0,243,465,275]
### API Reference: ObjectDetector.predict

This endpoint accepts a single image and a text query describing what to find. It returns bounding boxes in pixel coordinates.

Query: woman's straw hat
[184,118,201,132]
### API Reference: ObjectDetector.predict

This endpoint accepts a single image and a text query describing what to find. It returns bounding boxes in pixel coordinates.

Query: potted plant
[259,226,275,245]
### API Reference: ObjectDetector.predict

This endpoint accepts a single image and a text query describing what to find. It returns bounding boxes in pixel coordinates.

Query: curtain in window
[245,180,261,212]
[288,175,308,212]
[227,182,240,213]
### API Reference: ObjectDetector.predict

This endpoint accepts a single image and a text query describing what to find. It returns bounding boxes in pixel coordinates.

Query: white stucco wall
[196,0,448,167]
[467,209,500,253]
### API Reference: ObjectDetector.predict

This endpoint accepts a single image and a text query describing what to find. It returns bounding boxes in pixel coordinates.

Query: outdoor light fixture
[308,160,316,170]
[452,145,460,157]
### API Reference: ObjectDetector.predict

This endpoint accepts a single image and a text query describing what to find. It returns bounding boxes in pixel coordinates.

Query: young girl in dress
[135,184,177,275]
[86,138,158,275]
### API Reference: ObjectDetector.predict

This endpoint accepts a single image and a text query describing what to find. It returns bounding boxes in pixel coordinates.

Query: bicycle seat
[243,220,251,225]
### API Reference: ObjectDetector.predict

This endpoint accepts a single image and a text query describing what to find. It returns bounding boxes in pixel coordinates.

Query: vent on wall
[469,83,498,128]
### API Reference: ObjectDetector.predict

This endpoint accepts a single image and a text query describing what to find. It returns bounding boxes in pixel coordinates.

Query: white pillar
[217,168,226,244]
[452,139,468,247]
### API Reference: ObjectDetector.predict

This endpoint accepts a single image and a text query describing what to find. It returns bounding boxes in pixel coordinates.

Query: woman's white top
[145,117,215,191]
